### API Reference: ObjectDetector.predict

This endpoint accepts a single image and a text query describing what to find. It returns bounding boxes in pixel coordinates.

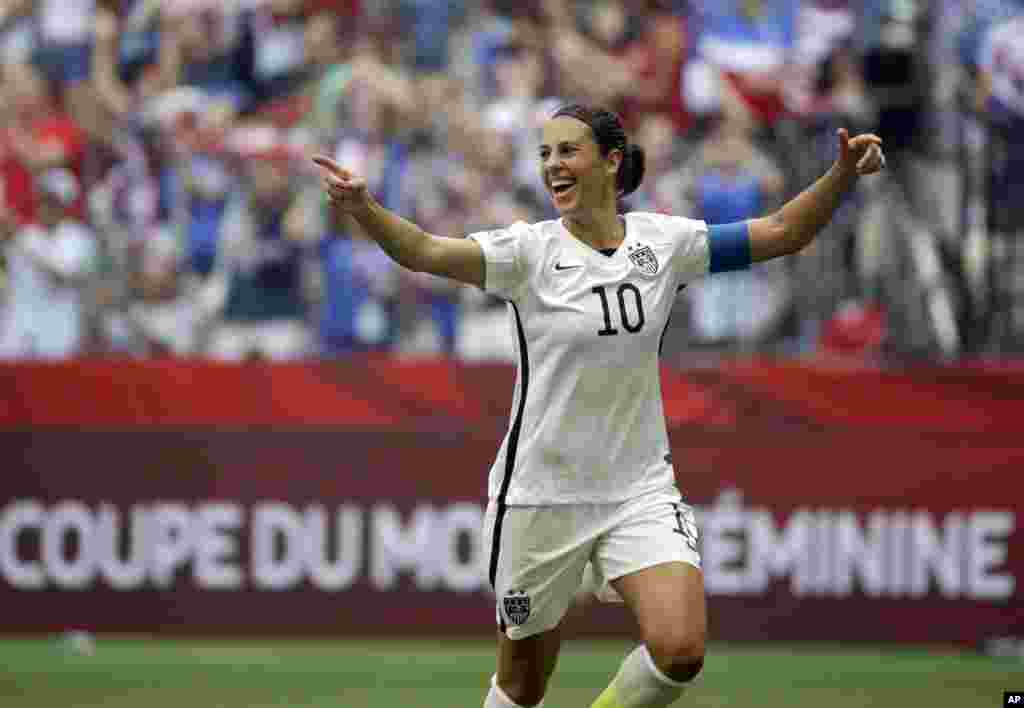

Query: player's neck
[563,207,624,252]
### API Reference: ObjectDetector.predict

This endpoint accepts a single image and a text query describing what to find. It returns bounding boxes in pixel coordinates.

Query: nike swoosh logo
[554,262,583,272]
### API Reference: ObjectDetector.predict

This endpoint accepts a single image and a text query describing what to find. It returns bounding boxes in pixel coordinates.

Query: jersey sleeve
[662,216,752,284]
[661,215,710,283]
[467,221,531,300]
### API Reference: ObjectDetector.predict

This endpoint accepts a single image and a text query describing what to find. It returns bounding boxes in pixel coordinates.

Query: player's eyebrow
[539,140,581,151]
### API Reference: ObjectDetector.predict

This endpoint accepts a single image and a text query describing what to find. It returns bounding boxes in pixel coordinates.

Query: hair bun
[618,143,646,197]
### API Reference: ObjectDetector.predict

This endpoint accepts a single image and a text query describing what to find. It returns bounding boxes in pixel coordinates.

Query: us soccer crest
[628,244,659,275]
[502,590,531,626]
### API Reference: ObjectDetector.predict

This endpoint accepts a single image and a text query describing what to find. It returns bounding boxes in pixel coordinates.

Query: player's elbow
[406,233,438,273]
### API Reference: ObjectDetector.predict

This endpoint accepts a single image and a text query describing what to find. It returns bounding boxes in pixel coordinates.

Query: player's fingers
[859,145,885,173]
[324,183,351,204]
[860,144,880,169]
[837,128,850,160]
[312,155,348,178]
[312,154,340,171]
[339,176,366,194]
[326,181,346,196]
[849,135,884,154]
[856,144,876,170]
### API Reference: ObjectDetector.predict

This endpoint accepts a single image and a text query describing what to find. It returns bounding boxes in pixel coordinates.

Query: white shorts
[483,485,701,640]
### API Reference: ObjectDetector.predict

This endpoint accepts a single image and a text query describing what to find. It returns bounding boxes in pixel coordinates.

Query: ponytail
[617,143,646,197]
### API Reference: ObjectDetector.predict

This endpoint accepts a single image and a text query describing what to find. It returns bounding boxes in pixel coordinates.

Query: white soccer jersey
[470,212,711,505]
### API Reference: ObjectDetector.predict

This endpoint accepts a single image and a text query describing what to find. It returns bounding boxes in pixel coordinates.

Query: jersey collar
[556,215,631,267]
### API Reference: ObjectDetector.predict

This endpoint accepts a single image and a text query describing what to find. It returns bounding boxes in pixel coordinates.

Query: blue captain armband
[708,222,752,274]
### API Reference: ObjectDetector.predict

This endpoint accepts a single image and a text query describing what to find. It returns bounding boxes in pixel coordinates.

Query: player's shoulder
[624,211,706,245]
[474,219,554,240]
[502,218,564,248]
[520,218,563,236]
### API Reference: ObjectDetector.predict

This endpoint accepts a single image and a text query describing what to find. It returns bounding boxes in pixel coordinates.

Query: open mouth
[550,179,576,199]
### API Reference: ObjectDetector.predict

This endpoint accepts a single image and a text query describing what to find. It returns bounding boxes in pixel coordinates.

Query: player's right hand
[313,155,370,214]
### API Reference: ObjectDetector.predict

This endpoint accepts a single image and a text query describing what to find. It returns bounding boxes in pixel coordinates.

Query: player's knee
[498,675,547,707]
[646,630,705,683]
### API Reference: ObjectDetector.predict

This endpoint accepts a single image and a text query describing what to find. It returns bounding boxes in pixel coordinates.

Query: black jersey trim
[659,285,686,356]
[488,302,530,590]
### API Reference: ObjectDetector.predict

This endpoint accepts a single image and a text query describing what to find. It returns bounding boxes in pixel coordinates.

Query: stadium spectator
[1,0,102,136]
[674,115,788,346]
[471,1,546,100]
[0,1,36,66]
[396,0,467,76]
[954,0,1022,79]
[246,0,332,114]
[163,89,238,280]
[976,10,1024,345]
[0,63,88,225]
[317,226,400,356]
[789,1,861,119]
[857,0,929,153]
[480,43,560,205]
[627,112,689,215]
[620,1,695,135]
[693,0,799,131]
[91,0,167,120]
[318,73,408,355]
[0,0,1012,361]
[0,169,97,359]
[205,145,314,361]
[158,3,254,115]
[549,0,637,107]
[121,225,199,356]
[976,11,1024,143]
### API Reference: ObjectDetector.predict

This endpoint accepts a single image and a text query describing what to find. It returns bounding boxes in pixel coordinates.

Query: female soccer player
[314,104,885,708]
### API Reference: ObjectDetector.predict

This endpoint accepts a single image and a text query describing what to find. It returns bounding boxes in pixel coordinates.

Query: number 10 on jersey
[592,284,646,336]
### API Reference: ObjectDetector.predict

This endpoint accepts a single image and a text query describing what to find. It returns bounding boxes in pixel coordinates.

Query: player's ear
[606,148,623,179]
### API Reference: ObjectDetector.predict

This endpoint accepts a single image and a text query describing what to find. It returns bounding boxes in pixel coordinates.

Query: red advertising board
[0,359,1020,643]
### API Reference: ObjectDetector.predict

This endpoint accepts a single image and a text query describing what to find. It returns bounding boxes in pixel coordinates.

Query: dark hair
[551,103,646,196]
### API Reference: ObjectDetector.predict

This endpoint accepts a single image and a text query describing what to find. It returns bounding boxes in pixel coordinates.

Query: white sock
[606,645,689,708]
[484,674,545,708]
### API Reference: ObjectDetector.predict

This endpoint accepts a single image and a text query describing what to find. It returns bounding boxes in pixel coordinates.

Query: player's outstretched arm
[313,155,485,289]
[746,129,885,263]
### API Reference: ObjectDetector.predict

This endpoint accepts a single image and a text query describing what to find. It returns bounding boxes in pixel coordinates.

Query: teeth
[551,179,575,187]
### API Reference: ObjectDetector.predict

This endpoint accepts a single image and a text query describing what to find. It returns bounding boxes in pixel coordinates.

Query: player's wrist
[830,160,860,190]
[349,194,378,222]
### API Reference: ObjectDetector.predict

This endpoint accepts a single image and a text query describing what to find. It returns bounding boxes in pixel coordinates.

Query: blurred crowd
[0,0,1022,363]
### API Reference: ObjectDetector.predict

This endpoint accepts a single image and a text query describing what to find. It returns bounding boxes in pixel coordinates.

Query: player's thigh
[595,489,706,654]
[613,561,706,662]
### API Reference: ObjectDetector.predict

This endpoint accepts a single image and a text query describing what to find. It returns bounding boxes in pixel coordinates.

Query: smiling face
[539,116,621,217]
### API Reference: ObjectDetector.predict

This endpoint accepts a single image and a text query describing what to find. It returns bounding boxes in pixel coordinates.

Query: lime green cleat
[590,683,621,708]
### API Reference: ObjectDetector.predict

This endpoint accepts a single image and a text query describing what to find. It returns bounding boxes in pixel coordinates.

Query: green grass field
[0,638,1018,708]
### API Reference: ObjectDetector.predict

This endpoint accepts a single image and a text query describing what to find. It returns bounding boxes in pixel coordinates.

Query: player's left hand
[837,128,886,177]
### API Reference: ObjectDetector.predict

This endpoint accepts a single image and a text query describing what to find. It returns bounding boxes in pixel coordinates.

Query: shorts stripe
[489,302,529,591]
